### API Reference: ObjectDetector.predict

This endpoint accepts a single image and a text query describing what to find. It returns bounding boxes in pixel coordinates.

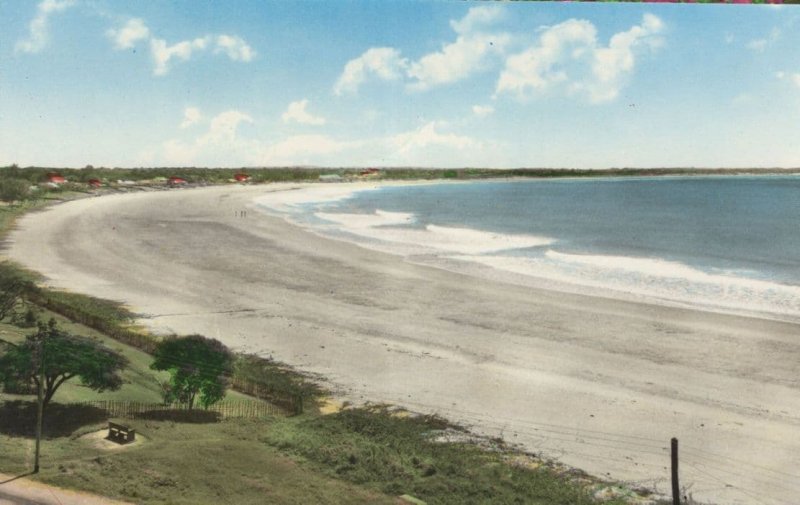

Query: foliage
[264,406,615,505]
[232,353,323,411]
[0,177,31,203]
[151,334,234,409]
[0,319,128,408]
[0,262,34,320]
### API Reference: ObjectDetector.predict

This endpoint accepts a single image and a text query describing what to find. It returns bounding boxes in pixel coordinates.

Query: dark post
[671,437,680,505]
[34,340,45,473]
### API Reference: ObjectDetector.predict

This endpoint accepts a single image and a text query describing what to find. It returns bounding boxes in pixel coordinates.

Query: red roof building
[46,172,66,184]
[168,176,188,186]
[87,178,102,188]
[234,173,250,182]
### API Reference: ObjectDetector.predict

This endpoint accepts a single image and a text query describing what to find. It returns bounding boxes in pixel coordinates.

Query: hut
[234,173,251,182]
[87,178,102,188]
[46,172,66,184]
[167,176,188,186]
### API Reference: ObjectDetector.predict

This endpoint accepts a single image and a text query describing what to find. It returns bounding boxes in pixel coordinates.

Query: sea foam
[315,211,555,255]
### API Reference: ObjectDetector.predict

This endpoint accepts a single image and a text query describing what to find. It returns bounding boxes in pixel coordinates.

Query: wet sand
[6,184,800,504]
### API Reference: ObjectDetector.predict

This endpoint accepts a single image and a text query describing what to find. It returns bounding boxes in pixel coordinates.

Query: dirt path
[0,473,132,505]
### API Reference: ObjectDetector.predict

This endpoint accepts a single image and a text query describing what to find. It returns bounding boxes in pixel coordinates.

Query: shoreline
[6,183,800,505]
[253,179,800,326]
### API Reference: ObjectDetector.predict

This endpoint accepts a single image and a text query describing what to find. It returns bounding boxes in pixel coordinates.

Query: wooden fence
[75,399,283,421]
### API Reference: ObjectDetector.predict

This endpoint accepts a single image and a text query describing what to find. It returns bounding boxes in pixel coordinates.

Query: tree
[0,265,31,321]
[0,178,30,203]
[0,319,128,408]
[150,335,233,409]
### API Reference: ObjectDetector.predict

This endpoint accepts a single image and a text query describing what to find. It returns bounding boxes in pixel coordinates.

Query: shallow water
[258,176,800,320]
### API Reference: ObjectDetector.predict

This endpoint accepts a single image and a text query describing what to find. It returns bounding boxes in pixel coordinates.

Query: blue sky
[1,0,798,168]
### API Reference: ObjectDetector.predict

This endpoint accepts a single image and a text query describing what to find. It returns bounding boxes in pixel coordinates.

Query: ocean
[257,176,800,321]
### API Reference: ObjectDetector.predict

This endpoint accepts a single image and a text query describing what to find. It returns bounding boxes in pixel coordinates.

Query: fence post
[671,437,680,505]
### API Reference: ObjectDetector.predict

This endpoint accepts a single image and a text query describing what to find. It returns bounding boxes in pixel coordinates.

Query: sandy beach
[6,183,800,505]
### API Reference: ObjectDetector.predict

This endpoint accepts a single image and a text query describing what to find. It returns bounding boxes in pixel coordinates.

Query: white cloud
[15,0,75,54]
[162,109,255,165]
[215,35,255,61]
[334,47,408,95]
[747,27,780,52]
[151,37,210,75]
[180,107,202,128]
[495,14,664,103]
[408,6,509,90]
[391,122,480,155]
[281,99,326,125]
[108,18,150,50]
[472,105,495,117]
[107,25,255,75]
[450,5,504,35]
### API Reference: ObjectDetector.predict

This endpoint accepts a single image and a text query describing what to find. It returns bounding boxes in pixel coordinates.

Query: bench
[107,422,135,444]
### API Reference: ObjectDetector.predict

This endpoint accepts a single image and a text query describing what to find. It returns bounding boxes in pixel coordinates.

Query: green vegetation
[0,319,128,408]
[0,417,400,505]
[265,406,625,505]
[151,335,234,409]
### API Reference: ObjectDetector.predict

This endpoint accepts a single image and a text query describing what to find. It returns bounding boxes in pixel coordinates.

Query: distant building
[359,168,380,176]
[46,172,66,184]
[87,178,102,188]
[168,176,188,186]
[234,173,251,182]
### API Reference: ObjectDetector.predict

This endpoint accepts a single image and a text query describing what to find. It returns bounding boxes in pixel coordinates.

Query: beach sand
[6,184,800,504]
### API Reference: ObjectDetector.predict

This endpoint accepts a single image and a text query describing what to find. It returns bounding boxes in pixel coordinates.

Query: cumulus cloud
[15,0,75,54]
[180,107,202,128]
[151,36,210,75]
[214,35,255,61]
[334,47,408,95]
[408,6,509,90]
[334,7,510,94]
[472,105,495,117]
[162,109,255,165]
[105,18,255,75]
[281,99,326,125]
[391,122,480,155]
[107,18,150,49]
[495,13,664,103]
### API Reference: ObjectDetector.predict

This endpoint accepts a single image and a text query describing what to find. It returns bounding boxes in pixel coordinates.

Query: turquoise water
[283,176,800,319]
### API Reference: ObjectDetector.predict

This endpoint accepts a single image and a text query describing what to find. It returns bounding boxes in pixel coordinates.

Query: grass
[0,417,400,505]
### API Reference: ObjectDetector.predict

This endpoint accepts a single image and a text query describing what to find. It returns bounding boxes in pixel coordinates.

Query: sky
[1,0,799,169]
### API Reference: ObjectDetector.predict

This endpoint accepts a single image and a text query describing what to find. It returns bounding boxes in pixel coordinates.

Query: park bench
[107,422,135,444]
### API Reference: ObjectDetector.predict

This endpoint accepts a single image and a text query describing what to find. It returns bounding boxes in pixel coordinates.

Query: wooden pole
[671,437,680,505]
[33,340,45,473]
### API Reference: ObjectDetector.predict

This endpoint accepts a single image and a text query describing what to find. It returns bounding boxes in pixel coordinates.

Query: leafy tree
[150,335,233,409]
[0,178,31,203]
[0,319,128,408]
[0,264,32,321]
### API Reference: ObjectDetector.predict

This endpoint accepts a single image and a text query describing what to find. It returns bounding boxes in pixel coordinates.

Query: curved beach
[7,184,800,505]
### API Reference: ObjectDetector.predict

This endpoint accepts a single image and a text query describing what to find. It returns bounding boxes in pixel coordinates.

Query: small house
[168,176,188,186]
[87,178,102,188]
[359,168,380,176]
[46,172,66,184]
[234,173,251,182]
